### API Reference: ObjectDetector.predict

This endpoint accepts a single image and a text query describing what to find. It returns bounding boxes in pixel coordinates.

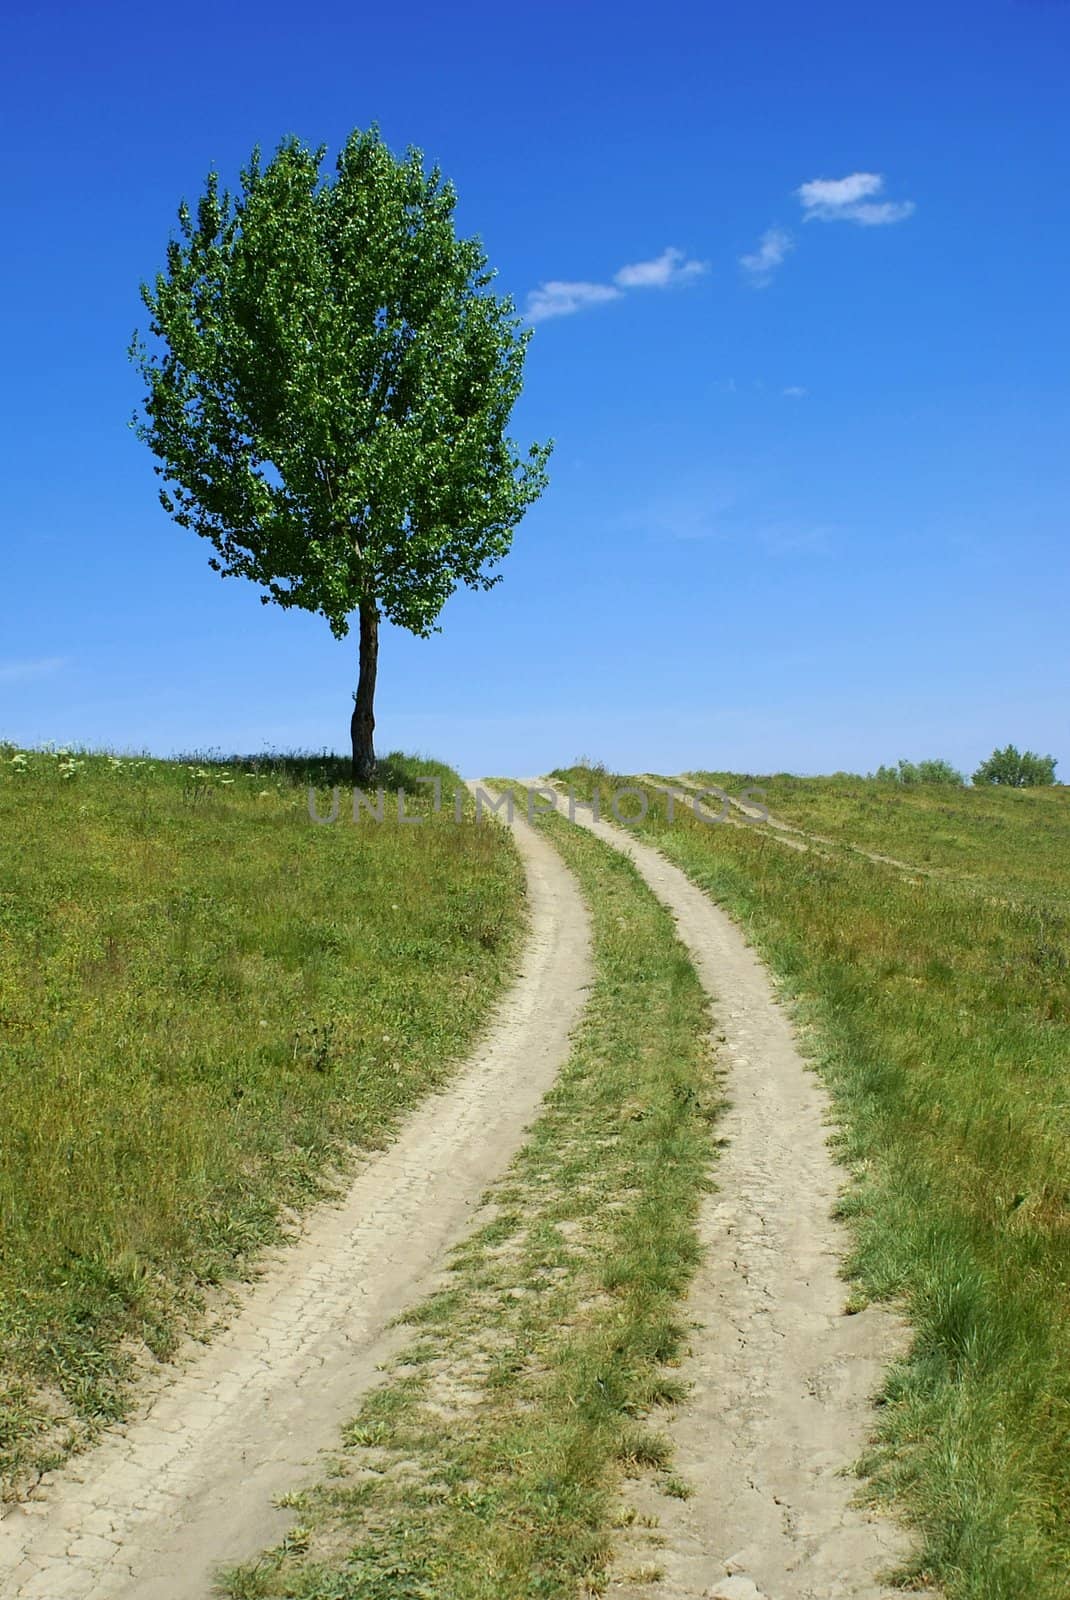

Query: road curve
[0,796,590,1600]
[543,780,920,1600]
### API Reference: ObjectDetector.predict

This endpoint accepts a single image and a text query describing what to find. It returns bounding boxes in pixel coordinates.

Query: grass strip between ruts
[223,788,721,1600]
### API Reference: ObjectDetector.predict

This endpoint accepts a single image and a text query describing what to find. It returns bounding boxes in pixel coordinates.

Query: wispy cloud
[653,504,832,554]
[614,246,708,289]
[797,172,915,226]
[739,226,794,287]
[525,280,623,323]
[624,477,834,556]
[782,385,808,398]
[0,656,67,685]
[526,246,706,322]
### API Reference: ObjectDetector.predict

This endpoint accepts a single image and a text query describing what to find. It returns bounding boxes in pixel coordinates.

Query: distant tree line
[872,745,1058,788]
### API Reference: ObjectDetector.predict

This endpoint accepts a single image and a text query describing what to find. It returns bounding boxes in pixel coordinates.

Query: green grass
[554,763,1070,1600]
[0,745,523,1494]
[683,768,1070,904]
[222,787,719,1600]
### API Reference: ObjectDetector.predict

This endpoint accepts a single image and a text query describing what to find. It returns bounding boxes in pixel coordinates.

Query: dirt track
[657,772,934,877]
[0,796,590,1600]
[1,779,924,1600]
[542,780,921,1599]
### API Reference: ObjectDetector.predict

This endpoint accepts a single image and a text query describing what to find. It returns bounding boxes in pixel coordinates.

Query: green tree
[873,757,964,785]
[972,745,1058,787]
[132,129,550,781]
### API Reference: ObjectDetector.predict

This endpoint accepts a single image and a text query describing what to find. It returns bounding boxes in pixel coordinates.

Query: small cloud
[847,200,916,225]
[782,385,808,398]
[739,227,794,287]
[525,279,623,323]
[798,172,882,209]
[0,656,67,685]
[797,172,915,226]
[527,246,707,323]
[614,246,708,289]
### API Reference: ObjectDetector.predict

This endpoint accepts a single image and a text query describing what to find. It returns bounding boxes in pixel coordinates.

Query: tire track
[0,797,590,1600]
[667,773,936,877]
[544,780,927,1600]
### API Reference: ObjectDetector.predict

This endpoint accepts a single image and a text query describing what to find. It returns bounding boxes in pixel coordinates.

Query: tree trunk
[351,599,379,785]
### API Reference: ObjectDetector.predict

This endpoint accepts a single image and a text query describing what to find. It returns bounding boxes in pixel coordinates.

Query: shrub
[873,758,965,786]
[972,745,1058,787]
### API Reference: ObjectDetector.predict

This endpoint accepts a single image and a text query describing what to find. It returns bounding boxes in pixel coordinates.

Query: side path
[0,797,591,1600]
[656,773,936,878]
[636,775,813,857]
[542,781,927,1600]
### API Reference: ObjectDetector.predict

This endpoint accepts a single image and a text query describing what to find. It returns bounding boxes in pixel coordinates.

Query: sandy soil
[541,779,925,1600]
[0,794,590,1600]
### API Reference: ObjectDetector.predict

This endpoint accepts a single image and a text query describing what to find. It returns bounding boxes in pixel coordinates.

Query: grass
[554,763,1070,1600]
[221,786,720,1600]
[683,767,1070,904]
[0,745,523,1495]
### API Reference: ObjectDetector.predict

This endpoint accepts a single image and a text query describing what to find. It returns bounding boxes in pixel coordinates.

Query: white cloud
[782,385,808,398]
[797,172,915,226]
[614,246,707,289]
[0,656,67,685]
[846,200,916,226]
[739,226,794,286]
[527,245,706,323]
[525,280,623,323]
[798,173,883,209]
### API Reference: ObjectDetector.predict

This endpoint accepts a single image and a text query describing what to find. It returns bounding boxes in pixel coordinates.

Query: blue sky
[2,0,1067,776]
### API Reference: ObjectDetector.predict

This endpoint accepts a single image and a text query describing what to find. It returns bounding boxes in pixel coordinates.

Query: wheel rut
[659,773,937,878]
[0,797,590,1600]
[542,780,927,1600]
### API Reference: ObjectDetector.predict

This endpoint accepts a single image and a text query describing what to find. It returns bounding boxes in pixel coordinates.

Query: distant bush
[972,745,1057,788]
[570,754,610,779]
[873,758,965,786]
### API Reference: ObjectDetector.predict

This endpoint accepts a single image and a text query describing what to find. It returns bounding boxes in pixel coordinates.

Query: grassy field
[0,746,523,1495]
[223,789,720,1600]
[685,768,1070,904]
[556,764,1070,1600]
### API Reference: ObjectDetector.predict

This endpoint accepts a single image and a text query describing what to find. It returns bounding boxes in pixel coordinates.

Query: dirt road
[543,780,919,1599]
[2,777,923,1600]
[0,798,590,1600]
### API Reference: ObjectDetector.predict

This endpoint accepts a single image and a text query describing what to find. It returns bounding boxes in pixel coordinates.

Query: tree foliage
[131,129,550,773]
[873,757,965,786]
[972,745,1057,787]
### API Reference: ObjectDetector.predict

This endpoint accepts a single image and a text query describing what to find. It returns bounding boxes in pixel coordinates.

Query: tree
[972,745,1058,787]
[132,129,550,781]
[873,757,964,785]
